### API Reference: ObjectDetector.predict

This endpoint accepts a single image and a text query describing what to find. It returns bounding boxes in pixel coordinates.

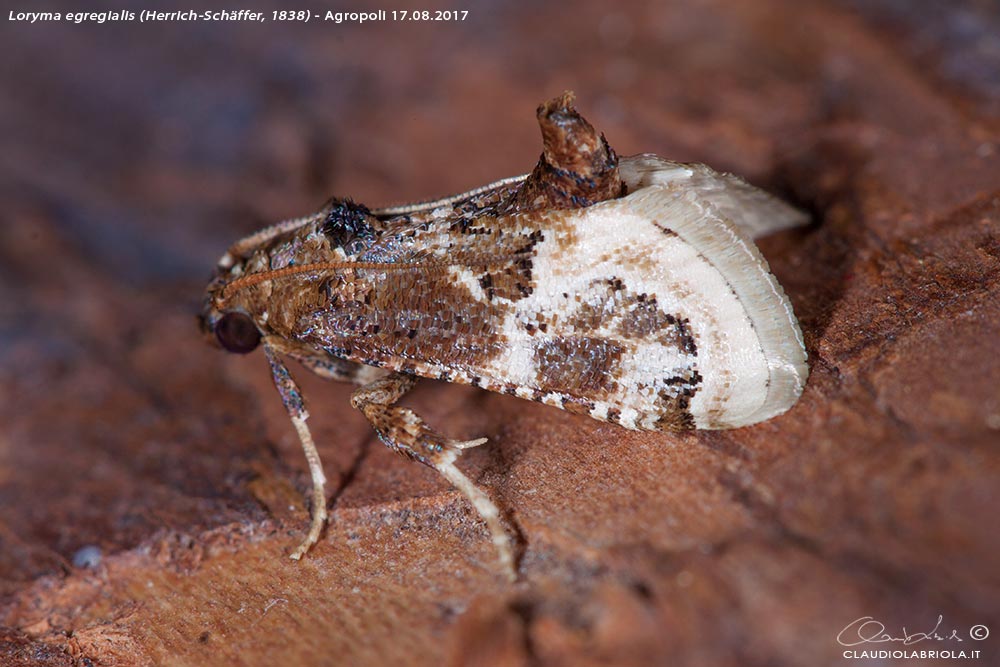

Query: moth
[199,93,808,579]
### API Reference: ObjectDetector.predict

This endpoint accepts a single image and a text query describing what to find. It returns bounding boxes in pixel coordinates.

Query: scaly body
[200,93,808,578]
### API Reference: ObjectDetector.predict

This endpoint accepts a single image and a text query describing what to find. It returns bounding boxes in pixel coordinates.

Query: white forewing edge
[619,154,809,239]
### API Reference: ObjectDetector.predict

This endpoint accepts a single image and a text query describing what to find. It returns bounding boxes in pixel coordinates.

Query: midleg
[350,373,514,579]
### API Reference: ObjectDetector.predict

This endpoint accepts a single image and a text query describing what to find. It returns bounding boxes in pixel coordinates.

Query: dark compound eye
[214,312,261,354]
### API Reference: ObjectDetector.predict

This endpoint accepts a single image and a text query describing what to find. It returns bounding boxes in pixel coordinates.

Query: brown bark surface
[2,1,998,665]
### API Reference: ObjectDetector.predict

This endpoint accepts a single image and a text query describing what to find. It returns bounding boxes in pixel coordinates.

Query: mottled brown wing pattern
[224,156,806,433]
[200,95,809,575]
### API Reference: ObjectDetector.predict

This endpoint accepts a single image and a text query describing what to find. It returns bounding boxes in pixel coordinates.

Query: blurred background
[2,1,999,665]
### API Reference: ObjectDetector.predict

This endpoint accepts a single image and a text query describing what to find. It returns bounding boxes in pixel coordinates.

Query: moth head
[198,197,378,355]
[210,311,261,354]
[199,287,263,355]
[199,256,264,355]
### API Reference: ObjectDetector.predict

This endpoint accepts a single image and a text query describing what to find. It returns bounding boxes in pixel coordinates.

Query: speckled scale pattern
[198,93,809,572]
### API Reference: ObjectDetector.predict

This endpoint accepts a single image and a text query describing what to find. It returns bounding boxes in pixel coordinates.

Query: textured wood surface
[1,1,999,665]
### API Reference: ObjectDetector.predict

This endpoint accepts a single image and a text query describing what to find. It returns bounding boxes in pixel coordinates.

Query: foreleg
[262,342,329,560]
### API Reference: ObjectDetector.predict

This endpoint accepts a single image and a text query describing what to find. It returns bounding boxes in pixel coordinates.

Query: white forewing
[480,158,808,430]
[624,186,808,427]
